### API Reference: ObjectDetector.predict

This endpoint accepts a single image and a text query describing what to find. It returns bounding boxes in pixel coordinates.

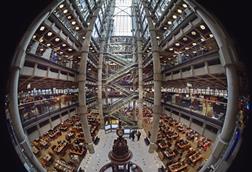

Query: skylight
[113,0,132,36]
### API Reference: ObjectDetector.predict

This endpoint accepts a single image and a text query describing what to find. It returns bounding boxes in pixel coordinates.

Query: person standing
[136,131,141,141]
[132,131,135,141]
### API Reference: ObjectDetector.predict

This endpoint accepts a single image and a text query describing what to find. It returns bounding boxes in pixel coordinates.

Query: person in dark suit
[136,131,141,141]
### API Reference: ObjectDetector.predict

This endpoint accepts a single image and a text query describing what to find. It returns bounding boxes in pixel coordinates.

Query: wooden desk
[42,154,53,166]
[54,159,74,172]
[163,150,176,159]
[168,162,188,172]
[54,142,68,154]
[49,130,61,139]
[177,140,190,150]
[189,152,203,164]
[158,142,170,150]
[69,148,86,156]
[39,139,48,148]
[32,146,40,155]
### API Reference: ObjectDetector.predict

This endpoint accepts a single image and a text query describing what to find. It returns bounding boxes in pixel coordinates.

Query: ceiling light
[182,3,188,8]
[75,26,80,30]
[47,32,53,36]
[185,47,189,50]
[87,22,90,25]
[39,38,44,43]
[168,58,171,60]
[55,37,60,42]
[71,21,76,25]
[59,4,64,8]
[90,47,93,49]
[191,31,196,35]
[182,37,188,41]
[177,9,182,13]
[32,35,36,39]
[169,48,173,51]
[163,26,167,30]
[62,43,66,47]
[200,25,206,30]
[172,15,177,19]
[67,15,72,19]
[63,9,68,14]
[59,51,63,54]
[39,26,45,31]
[175,43,180,46]
[68,48,72,51]
[92,50,95,52]
[201,38,205,42]
[156,36,160,39]
[168,21,172,25]
[78,56,81,59]
[192,42,197,46]
[82,36,85,39]
[46,43,51,47]
[65,55,69,57]
[209,34,214,38]
[40,48,44,51]
[193,51,197,54]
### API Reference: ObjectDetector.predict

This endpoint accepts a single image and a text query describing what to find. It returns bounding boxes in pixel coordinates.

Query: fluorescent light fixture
[55,37,60,42]
[59,4,64,8]
[63,9,68,14]
[200,25,206,30]
[191,31,196,35]
[182,3,188,8]
[47,32,52,36]
[39,26,45,31]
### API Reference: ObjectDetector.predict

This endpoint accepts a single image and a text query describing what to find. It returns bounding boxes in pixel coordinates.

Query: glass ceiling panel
[113,0,132,36]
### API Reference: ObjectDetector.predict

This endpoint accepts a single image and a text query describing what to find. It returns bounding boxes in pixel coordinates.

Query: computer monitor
[124,129,130,134]
[104,125,111,130]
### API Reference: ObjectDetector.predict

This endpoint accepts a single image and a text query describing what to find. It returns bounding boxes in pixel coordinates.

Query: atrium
[3,0,251,172]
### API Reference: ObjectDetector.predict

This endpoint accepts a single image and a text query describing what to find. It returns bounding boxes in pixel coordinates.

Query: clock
[116,128,124,137]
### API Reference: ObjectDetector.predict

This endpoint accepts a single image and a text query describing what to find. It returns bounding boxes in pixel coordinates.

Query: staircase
[108,83,132,96]
[105,93,138,115]
[110,112,137,126]
[105,63,137,84]
[104,52,130,66]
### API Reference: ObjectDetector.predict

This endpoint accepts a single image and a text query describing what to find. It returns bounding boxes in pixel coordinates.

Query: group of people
[129,130,141,141]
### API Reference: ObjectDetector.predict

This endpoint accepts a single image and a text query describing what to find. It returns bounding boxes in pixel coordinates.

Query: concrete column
[49,118,53,129]
[132,100,137,121]
[142,1,162,153]
[29,41,39,54]
[7,1,64,169]
[98,39,105,127]
[105,64,109,105]
[133,2,144,128]
[9,68,46,172]
[184,1,239,170]
[36,124,41,137]
[78,3,102,154]
[42,48,52,60]
[189,117,192,128]
[59,114,63,123]
[202,122,206,136]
